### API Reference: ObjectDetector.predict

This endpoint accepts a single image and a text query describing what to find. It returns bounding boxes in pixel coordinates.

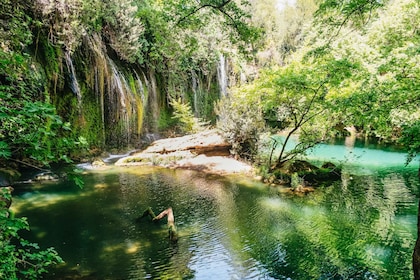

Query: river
[11,138,420,279]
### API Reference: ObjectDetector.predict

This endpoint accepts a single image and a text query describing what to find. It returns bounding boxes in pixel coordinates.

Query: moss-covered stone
[268,160,342,188]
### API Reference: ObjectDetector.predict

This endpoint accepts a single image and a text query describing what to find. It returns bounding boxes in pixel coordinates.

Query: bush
[215,95,266,160]
[170,98,207,134]
[0,188,63,279]
[0,49,87,168]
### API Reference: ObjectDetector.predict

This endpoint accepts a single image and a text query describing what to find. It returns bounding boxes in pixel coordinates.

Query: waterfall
[191,70,199,115]
[217,54,228,97]
[134,71,146,106]
[146,69,159,132]
[84,33,148,147]
[86,34,106,145]
[64,51,82,112]
[108,58,131,142]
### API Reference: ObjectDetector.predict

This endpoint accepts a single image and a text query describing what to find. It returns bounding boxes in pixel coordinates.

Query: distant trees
[217,0,420,170]
[217,55,357,168]
[314,0,420,161]
[251,0,317,66]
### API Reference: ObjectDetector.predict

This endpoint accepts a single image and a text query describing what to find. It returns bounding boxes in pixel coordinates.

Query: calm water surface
[11,140,420,279]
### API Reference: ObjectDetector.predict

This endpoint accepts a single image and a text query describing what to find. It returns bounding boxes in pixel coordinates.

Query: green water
[11,140,420,279]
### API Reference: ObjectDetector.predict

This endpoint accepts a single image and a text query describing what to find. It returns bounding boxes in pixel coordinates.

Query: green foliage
[224,54,358,167]
[0,83,87,166]
[0,188,63,279]
[315,0,385,34]
[312,0,420,146]
[216,94,266,160]
[399,121,420,165]
[0,34,87,168]
[0,0,33,50]
[170,98,206,134]
[172,0,260,55]
[102,0,146,62]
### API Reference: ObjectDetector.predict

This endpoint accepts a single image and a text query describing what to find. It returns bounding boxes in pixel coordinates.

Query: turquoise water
[11,139,420,279]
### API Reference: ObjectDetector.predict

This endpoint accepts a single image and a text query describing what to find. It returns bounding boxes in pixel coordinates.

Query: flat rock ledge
[115,130,253,175]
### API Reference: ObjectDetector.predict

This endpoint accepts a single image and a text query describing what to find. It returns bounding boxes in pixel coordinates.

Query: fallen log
[141,207,178,242]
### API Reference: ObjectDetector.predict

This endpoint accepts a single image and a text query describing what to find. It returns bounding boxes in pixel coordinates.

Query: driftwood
[141,207,178,242]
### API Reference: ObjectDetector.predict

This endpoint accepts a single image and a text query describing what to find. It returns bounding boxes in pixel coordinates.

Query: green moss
[77,85,105,148]
[36,38,64,93]
[157,107,177,131]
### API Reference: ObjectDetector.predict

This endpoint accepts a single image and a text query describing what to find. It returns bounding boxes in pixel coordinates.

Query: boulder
[0,168,21,187]
[278,160,319,175]
[34,171,59,181]
[115,130,253,176]
[138,130,231,156]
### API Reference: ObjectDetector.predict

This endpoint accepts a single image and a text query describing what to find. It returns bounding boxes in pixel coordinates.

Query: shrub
[0,188,63,279]
[215,95,266,160]
[170,98,207,134]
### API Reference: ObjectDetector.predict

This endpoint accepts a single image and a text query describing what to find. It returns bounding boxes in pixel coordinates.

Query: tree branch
[177,0,232,25]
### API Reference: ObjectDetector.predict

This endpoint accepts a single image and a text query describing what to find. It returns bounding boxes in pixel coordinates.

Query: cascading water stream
[146,69,160,132]
[217,54,228,97]
[107,58,136,144]
[64,51,83,113]
[191,70,199,115]
[84,33,149,146]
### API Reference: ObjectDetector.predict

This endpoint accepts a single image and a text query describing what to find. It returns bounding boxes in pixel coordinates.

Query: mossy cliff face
[3,0,246,155]
[35,32,223,151]
[39,34,149,149]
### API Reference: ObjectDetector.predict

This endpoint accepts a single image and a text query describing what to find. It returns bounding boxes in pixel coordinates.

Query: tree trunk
[141,207,178,242]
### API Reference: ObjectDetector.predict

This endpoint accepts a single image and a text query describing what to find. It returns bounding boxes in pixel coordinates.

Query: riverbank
[115,130,254,176]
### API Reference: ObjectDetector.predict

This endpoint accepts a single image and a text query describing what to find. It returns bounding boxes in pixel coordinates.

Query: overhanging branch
[176,0,232,25]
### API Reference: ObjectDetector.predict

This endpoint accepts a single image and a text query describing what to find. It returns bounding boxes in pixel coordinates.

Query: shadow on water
[11,142,420,279]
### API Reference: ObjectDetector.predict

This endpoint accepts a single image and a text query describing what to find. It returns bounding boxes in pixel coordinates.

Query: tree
[313,0,420,149]
[312,1,420,278]
[229,55,356,169]
[251,0,317,66]
[216,92,266,160]
[314,0,385,39]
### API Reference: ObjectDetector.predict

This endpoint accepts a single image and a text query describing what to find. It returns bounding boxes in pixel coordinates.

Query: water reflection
[11,161,419,279]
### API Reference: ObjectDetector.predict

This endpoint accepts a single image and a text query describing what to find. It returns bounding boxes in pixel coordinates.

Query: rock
[115,130,253,176]
[279,160,319,175]
[321,162,338,169]
[92,158,106,168]
[173,154,253,174]
[138,130,231,155]
[0,168,21,187]
[34,171,59,181]
[270,160,342,188]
